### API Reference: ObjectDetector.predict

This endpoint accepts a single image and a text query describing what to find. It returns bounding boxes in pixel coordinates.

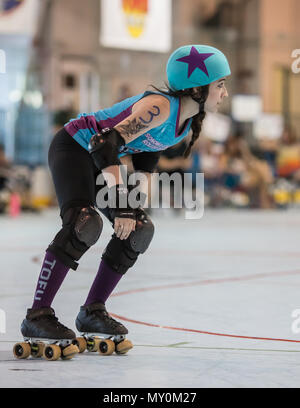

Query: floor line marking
[134,344,300,353]
[110,312,300,344]
[108,268,300,344]
[111,269,300,298]
[28,253,300,345]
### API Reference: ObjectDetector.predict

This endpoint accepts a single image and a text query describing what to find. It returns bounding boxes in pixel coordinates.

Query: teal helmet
[166,45,231,91]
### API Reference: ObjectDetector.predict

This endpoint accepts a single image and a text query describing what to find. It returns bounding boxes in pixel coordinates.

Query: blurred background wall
[0,0,299,212]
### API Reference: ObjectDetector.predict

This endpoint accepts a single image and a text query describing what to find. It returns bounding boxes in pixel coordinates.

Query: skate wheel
[115,339,133,355]
[43,344,61,361]
[98,339,115,356]
[73,337,87,353]
[61,344,79,360]
[86,337,100,352]
[13,342,31,359]
[31,342,45,358]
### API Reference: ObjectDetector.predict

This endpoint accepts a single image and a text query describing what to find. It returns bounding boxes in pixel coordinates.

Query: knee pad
[102,209,154,275]
[130,209,155,254]
[48,206,103,270]
[102,237,138,275]
[74,207,103,247]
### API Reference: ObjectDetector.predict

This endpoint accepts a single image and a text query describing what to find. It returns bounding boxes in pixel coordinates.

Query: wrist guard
[108,184,136,220]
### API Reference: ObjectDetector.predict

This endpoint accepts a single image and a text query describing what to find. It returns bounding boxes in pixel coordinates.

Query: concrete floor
[1,208,300,388]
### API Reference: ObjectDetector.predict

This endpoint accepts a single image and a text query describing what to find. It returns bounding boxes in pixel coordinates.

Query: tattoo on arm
[117,105,162,140]
[118,118,148,139]
[139,105,161,124]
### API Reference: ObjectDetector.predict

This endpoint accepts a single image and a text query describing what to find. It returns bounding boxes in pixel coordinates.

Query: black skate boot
[76,303,128,335]
[75,303,133,356]
[21,307,76,340]
[13,308,79,361]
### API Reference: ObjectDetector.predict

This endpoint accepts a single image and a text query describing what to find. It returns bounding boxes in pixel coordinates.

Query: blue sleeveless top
[64,91,192,158]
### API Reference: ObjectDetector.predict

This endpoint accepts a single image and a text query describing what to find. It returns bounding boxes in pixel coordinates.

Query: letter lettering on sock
[34,259,57,301]
[45,259,56,269]
[40,267,51,280]
[39,281,47,290]
[34,290,43,301]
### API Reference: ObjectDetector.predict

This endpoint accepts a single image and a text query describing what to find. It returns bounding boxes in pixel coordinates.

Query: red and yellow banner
[101,0,171,53]
[122,0,148,38]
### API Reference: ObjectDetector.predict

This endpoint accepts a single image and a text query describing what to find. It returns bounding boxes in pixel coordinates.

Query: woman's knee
[48,205,103,270]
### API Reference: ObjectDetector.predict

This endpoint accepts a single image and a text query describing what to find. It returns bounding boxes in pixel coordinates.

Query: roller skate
[13,307,79,361]
[74,302,133,356]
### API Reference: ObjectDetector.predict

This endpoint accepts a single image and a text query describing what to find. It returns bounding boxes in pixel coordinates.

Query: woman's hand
[114,217,136,240]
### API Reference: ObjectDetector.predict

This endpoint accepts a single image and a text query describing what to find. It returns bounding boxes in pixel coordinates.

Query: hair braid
[183,86,209,158]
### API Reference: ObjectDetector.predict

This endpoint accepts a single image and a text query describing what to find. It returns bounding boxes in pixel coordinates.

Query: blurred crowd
[157,126,300,210]
[1,125,300,216]
[0,143,38,216]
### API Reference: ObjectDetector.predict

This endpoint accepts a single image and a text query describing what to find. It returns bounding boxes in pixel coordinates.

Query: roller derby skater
[14,45,231,360]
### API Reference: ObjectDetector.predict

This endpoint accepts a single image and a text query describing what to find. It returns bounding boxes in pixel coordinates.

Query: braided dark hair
[150,84,209,157]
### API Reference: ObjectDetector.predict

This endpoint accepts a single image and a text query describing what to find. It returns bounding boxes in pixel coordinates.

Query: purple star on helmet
[176,46,214,78]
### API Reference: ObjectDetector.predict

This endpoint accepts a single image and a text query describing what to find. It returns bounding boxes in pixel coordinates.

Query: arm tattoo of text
[139,105,161,124]
[117,105,161,140]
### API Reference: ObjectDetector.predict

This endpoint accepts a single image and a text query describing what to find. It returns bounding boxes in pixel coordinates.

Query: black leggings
[48,128,111,222]
[48,128,155,275]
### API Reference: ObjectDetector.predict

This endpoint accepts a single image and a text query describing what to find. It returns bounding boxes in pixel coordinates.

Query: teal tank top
[64,91,192,158]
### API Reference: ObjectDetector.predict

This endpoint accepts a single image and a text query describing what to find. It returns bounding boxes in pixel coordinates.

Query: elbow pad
[88,128,125,170]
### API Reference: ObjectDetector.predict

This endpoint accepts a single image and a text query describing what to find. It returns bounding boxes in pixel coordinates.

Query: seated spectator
[157,140,192,211]
[0,144,12,213]
[0,144,10,191]
[255,138,279,178]
[276,126,300,182]
[195,137,225,207]
[219,134,274,208]
[0,144,38,214]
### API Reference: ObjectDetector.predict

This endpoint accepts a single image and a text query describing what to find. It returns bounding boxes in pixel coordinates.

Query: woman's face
[204,78,228,113]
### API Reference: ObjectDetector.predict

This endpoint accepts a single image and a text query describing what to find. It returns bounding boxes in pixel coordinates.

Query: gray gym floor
[1,208,300,388]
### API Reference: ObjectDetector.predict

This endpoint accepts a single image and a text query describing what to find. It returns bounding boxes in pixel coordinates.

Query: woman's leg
[31,251,70,310]
[83,206,154,307]
[31,128,101,310]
